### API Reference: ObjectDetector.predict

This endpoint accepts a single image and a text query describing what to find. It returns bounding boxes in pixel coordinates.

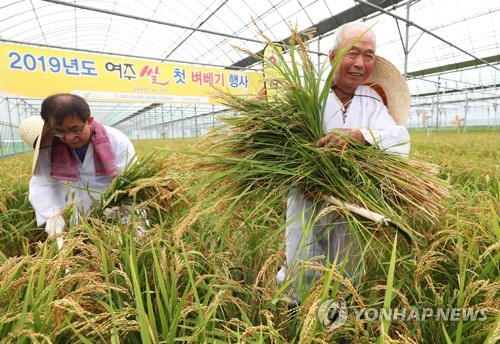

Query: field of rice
[0,128,498,343]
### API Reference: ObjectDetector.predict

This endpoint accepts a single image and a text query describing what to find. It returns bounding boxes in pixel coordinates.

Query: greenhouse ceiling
[1,0,499,131]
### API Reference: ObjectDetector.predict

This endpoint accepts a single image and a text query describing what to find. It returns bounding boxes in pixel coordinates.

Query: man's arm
[105,126,137,172]
[29,175,68,226]
[358,125,410,156]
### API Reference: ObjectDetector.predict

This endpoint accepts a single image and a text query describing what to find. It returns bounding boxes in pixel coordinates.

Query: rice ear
[90,149,188,221]
[195,24,451,241]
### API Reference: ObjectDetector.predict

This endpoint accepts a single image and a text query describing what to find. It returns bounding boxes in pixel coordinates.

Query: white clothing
[277,86,410,300]
[323,85,410,155]
[29,125,136,227]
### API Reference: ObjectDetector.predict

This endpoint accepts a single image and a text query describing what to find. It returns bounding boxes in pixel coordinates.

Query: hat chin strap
[331,84,356,97]
[32,136,39,149]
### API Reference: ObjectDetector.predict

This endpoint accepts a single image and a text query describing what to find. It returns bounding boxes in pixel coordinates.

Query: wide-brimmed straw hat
[363,55,410,125]
[18,116,50,174]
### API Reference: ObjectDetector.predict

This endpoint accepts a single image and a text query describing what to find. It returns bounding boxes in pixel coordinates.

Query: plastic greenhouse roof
[1,0,499,129]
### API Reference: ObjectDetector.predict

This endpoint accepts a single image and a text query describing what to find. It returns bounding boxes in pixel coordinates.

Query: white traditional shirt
[323,85,410,156]
[29,125,136,226]
[276,85,412,289]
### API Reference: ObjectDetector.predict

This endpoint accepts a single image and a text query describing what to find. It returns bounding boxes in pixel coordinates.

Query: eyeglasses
[50,121,88,138]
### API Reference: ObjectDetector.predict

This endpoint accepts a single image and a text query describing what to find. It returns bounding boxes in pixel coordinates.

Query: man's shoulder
[356,85,386,108]
[100,124,134,151]
[102,124,129,139]
[357,84,382,98]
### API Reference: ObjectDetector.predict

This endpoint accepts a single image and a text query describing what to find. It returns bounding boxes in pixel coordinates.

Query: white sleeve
[359,125,410,156]
[29,144,72,226]
[358,93,410,157]
[29,175,69,226]
[115,137,136,172]
[106,126,137,172]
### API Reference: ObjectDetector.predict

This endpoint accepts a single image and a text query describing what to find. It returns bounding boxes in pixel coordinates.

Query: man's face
[330,26,376,91]
[48,114,94,148]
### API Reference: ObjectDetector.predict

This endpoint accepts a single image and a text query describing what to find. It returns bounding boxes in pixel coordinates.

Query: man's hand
[45,215,65,250]
[103,205,131,220]
[103,205,149,236]
[315,129,368,149]
[45,215,65,236]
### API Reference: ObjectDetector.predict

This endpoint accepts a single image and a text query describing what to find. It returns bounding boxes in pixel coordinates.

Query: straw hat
[18,116,50,174]
[363,56,410,125]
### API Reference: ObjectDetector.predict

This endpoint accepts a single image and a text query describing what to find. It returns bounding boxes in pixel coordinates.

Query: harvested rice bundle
[197,26,450,241]
[88,150,188,225]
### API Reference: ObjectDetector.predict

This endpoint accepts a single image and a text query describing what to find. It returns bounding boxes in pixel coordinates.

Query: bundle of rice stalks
[87,149,189,226]
[194,25,451,241]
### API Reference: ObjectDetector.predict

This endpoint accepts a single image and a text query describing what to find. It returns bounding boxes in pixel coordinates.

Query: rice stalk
[191,23,451,243]
[86,149,189,228]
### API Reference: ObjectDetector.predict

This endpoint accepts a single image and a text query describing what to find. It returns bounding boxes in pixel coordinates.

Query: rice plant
[0,27,497,343]
[0,129,497,343]
[193,25,451,247]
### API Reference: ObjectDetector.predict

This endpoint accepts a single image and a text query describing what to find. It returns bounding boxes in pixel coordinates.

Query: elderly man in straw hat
[18,94,136,249]
[276,22,411,306]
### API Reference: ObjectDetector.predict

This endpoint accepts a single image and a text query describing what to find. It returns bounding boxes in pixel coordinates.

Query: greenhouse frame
[1,0,499,157]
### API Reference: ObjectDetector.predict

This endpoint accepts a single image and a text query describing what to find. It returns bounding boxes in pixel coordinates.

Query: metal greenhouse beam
[41,0,264,45]
[413,84,499,99]
[354,0,500,73]
[408,54,500,78]
[228,0,406,69]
